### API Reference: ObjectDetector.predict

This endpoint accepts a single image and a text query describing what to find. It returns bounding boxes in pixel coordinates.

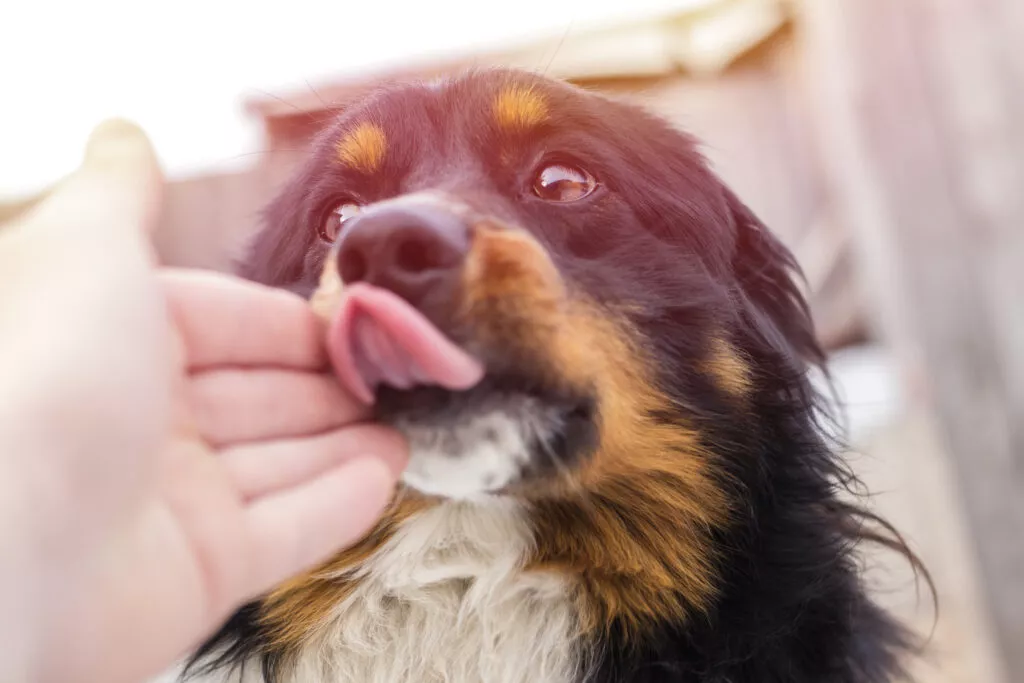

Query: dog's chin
[374,378,594,501]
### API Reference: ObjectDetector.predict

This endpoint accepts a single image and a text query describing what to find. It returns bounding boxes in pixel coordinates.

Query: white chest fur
[282,499,582,683]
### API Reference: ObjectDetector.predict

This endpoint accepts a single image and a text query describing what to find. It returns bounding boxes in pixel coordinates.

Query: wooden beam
[796,0,1024,679]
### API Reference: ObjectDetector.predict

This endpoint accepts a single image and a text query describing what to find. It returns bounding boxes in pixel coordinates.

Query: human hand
[0,121,407,683]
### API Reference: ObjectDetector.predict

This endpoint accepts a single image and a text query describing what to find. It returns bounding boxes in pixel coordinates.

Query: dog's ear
[725,187,826,372]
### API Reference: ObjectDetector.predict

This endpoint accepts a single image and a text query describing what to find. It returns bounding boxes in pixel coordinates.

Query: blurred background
[2,1,1021,681]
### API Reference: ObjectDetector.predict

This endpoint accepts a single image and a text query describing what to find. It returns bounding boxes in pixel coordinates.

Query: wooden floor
[854,408,1009,683]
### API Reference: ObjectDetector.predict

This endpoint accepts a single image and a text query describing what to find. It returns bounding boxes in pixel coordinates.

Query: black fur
[185,68,929,683]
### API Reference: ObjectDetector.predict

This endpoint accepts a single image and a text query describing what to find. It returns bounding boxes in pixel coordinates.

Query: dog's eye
[319,201,362,243]
[531,164,597,202]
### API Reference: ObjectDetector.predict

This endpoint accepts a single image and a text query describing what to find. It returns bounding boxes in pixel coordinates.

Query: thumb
[17,118,164,242]
[0,119,169,372]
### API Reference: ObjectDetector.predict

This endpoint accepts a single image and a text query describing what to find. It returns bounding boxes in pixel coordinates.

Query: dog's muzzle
[310,193,590,501]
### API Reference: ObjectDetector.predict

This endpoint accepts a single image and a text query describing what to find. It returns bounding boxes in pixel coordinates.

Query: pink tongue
[326,283,485,404]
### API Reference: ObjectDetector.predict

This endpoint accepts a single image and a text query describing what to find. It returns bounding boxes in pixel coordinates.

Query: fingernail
[83,118,156,169]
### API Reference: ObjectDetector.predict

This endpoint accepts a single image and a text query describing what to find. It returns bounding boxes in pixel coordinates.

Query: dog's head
[242,68,822,506]
[190,68,926,682]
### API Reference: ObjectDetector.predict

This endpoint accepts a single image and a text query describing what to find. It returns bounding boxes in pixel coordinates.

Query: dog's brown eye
[319,201,362,243]
[532,164,597,202]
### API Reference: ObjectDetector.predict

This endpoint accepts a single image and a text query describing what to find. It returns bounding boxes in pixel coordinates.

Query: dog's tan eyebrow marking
[493,85,548,131]
[336,122,387,174]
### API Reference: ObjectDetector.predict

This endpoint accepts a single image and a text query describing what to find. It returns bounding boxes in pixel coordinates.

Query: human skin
[0,120,409,683]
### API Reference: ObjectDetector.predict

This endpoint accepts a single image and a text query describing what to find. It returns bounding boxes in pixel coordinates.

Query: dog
[184,67,927,683]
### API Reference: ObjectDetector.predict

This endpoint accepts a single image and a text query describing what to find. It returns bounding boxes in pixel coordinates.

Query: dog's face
[194,69,922,682]
[244,68,820,507]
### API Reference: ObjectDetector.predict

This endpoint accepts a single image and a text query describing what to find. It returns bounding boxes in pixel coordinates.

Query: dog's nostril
[395,235,437,274]
[334,205,470,302]
[394,225,466,276]
[339,248,369,284]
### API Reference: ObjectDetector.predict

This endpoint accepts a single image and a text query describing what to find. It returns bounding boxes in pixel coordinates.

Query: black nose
[336,204,470,305]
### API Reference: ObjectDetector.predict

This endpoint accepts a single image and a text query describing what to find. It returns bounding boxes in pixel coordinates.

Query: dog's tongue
[326,283,485,404]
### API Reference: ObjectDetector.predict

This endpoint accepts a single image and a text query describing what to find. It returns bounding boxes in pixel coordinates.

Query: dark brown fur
[186,67,932,683]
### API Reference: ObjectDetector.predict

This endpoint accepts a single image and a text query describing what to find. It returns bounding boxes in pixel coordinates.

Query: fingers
[161,269,328,371]
[19,119,163,241]
[243,457,397,592]
[187,368,367,447]
[0,120,164,328]
[220,425,408,501]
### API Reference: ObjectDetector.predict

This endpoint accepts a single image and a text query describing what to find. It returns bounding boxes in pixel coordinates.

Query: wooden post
[796,0,1024,679]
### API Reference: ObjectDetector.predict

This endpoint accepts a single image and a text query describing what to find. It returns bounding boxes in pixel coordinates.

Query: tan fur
[263,221,731,672]
[529,305,730,639]
[493,86,548,131]
[308,252,344,320]
[336,122,387,174]
[705,337,752,398]
[460,225,732,639]
[259,495,431,652]
[254,497,582,683]
[285,501,582,683]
